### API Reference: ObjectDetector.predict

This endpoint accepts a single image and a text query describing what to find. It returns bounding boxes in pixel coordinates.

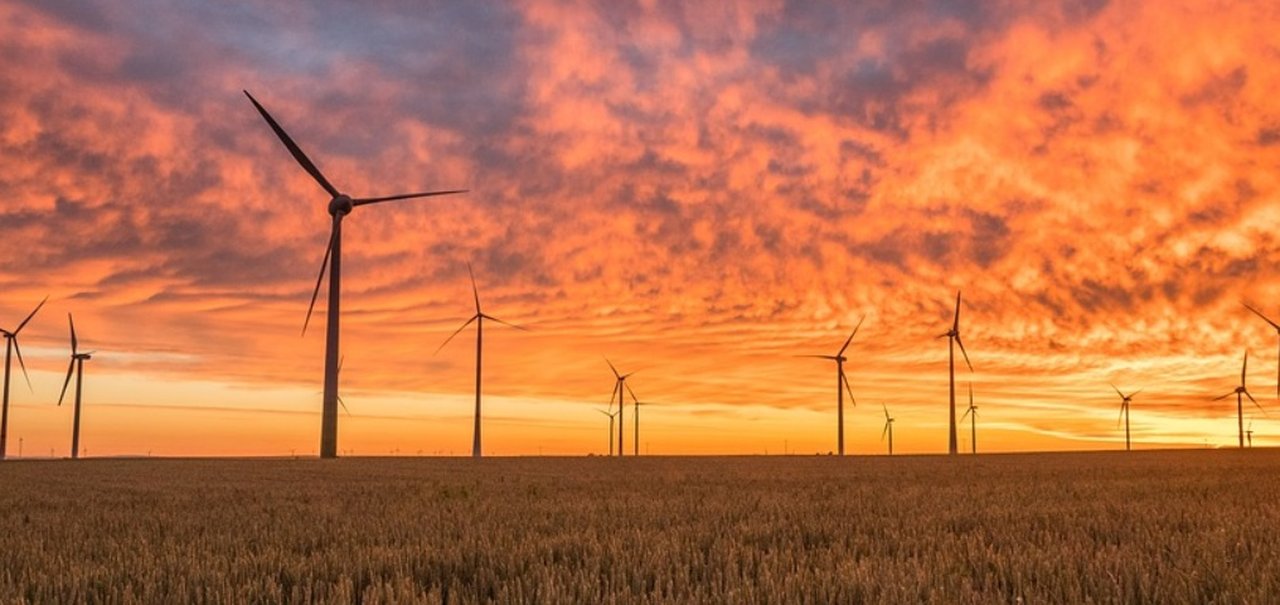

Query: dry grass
[1,450,1278,603]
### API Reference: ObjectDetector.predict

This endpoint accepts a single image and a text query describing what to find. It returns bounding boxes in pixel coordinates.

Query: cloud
[2,0,1279,453]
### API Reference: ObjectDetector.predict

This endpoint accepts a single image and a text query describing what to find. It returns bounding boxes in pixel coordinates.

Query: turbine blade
[338,355,344,375]
[467,262,481,313]
[961,407,971,422]
[1110,383,1125,400]
[1213,391,1235,401]
[838,315,865,356]
[842,370,856,407]
[1118,403,1125,428]
[14,296,48,334]
[1242,302,1280,330]
[1242,350,1249,386]
[1246,390,1264,413]
[243,90,339,198]
[881,423,889,441]
[338,394,350,416]
[795,354,839,360]
[351,189,468,206]
[68,313,77,355]
[953,290,962,332]
[434,315,479,355]
[480,314,528,331]
[968,381,974,408]
[1131,388,1143,398]
[882,402,890,420]
[956,335,973,372]
[57,359,75,406]
[605,358,621,379]
[12,338,32,392]
[302,226,336,336]
[625,382,639,404]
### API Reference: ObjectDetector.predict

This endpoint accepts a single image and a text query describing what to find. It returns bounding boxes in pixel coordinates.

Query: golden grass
[1,450,1278,603]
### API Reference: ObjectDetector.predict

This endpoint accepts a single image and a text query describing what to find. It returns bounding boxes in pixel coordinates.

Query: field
[2,450,1279,603]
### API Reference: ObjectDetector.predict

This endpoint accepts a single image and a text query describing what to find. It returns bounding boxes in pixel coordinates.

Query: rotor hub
[328,194,354,217]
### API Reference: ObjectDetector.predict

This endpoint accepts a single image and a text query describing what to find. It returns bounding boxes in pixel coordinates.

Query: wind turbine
[797,316,864,456]
[939,291,973,455]
[436,264,527,458]
[880,402,894,456]
[1242,303,1280,397]
[960,381,978,454]
[1,296,46,460]
[605,360,636,457]
[245,91,466,459]
[631,392,653,456]
[1247,420,1254,448]
[598,407,619,455]
[56,314,93,460]
[1214,351,1264,449]
[1110,384,1140,452]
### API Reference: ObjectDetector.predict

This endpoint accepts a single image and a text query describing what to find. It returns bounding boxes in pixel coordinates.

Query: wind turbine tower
[939,292,973,455]
[797,316,864,456]
[0,296,46,460]
[245,91,466,459]
[57,314,93,460]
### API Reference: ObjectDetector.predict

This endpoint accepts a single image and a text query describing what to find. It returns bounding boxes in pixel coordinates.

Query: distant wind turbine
[797,316,864,456]
[56,314,93,460]
[881,402,894,456]
[1110,384,1141,452]
[631,392,653,457]
[606,360,636,457]
[598,407,619,456]
[245,90,466,459]
[939,291,973,455]
[436,264,527,458]
[1242,303,1280,397]
[960,381,978,454]
[1,296,46,460]
[1214,351,1264,449]
[1246,420,1254,448]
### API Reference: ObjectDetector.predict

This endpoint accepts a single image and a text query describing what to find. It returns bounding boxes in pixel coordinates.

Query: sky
[1,0,1279,457]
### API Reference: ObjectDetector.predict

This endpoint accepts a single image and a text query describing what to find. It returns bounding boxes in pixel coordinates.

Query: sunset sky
[2,0,1279,457]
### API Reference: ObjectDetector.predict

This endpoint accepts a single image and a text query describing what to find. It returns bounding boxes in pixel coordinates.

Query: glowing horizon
[2,1,1279,457]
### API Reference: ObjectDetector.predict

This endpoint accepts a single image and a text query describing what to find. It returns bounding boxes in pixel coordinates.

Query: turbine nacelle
[328,194,354,217]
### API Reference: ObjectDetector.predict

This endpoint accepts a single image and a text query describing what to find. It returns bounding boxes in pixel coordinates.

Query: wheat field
[1,450,1278,603]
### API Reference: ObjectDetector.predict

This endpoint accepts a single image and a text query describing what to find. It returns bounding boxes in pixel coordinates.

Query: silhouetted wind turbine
[598,407,619,455]
[1247,420,1254,448]
[56,314,93,460]
[1214,351,1264,449]
[436,264,526,458]
[881,402,894,456]
[939,291,973,455]
[797,316,864,456]
[245,90,466,459]
[960,381,978,454]
[1110,384,1140,452]
[1242,303,1280,397]
[1,296,46,460]
[606,360,636,457]
[631,392,652,457]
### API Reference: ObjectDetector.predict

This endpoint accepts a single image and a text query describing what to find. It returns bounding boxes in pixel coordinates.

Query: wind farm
[4,1,1280,602]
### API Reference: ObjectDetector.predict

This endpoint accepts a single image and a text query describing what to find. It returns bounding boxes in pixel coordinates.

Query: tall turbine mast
[0,296,46,460]
[605,360,634,457]
[435,264,526,458]
[1215,351,1264,448]
[939,292,973,455]
[1110,384,1140,452]
[57,314,93,460]
[246,91,466,458]
[797,316,864,456]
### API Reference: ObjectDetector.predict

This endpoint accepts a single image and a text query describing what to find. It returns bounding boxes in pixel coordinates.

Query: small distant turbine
[960,381,978,454]
[880,402,895,456]
[938,291,973,455]
[435,264,527,458]
[1,296,47,460]
[796,316,864,456]
[56,314,94,460]
[1246,420,1254,448]
[245,91,466,459]
[1110,384,1141,452]
[605,360,636,457]
[1214,351,1265,449]
[598,407,619,456]
[1243,303,1280,397]
[631,392,653,457]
